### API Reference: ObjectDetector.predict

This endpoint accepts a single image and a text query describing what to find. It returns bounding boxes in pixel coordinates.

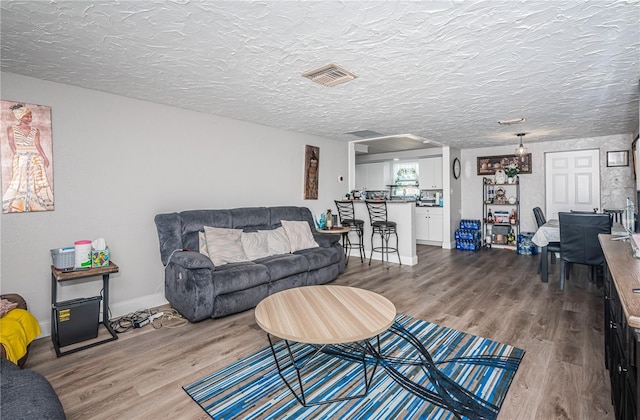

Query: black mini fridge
[53,296,101,347]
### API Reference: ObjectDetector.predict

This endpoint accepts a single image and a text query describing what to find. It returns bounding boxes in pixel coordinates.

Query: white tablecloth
[532,218,626,247]
[531,219,559,247]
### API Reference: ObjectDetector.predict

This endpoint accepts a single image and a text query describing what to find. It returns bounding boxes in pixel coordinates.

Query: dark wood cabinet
[601,236,640,420]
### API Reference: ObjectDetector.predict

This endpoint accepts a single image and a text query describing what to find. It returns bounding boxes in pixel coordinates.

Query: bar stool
[365,200,400,268]
[334,200,365,263]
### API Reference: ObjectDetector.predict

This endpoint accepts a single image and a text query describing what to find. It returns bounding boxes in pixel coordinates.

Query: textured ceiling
[1,0,639,151]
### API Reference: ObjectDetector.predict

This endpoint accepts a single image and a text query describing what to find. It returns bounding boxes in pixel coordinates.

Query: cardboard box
[91,248,110,267]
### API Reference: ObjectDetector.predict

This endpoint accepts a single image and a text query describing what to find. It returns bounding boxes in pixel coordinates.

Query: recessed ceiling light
[498,117,526,126]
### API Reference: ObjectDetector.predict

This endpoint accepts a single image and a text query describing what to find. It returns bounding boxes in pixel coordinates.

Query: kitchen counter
[350,201,417,265]
[599,234,640,327]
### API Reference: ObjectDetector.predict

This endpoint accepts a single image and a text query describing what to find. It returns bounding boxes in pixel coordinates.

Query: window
[392,161,420,198]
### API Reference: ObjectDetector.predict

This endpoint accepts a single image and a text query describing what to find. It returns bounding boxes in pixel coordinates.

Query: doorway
[545,149,601,220]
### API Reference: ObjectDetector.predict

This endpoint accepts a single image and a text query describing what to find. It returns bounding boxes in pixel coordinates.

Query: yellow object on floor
[0,309,40,364]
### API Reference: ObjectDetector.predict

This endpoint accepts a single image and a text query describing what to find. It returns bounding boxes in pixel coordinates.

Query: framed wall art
[1,100,55,213]
[607,150,629,167]
[303,145,319,199]
[477,153,532,175]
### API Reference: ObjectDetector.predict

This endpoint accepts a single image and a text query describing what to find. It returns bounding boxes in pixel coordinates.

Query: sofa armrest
[0,294,31,368]
[0,358,67,419]
[168,250,215,270]
[0,294,27,311]
[164,250,216,322]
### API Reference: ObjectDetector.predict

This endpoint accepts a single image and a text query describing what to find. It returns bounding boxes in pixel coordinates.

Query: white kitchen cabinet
[355,162,391,190]
[355,165,367,189]
[419,157,443,189]
[415,206,444,242]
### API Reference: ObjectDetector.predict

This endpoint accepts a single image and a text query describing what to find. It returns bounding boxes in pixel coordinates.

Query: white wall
[0,73,349,335]
[460,134,636,233]
[442,147,462,249]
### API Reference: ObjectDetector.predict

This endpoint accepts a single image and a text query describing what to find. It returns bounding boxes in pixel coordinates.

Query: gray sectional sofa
[154,206,346,322]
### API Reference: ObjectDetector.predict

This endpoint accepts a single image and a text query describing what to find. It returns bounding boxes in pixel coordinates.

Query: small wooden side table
[50,262,119,356]
[316,226,351,263]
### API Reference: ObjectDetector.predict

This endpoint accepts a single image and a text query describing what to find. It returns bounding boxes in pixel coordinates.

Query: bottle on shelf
[487,208,493,223]
[509,209,517,225]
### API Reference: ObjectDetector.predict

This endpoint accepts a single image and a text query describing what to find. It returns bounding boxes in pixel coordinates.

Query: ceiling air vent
[302,63,357,87]
[498,117,526,126]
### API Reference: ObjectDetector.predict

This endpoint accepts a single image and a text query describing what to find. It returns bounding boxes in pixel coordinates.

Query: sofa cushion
[182,210,233,251]
[281,220,319,252]
[257,254,309,281]
[296,246,342,271]
[212,262,270,295]
[259,227,291,255]
[198,231,209,257]
[241,231,271,260]
[204,227,249,266]
[230,207,271,230]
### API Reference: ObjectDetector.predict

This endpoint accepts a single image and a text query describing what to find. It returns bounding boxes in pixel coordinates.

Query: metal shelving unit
[482,179,520,249]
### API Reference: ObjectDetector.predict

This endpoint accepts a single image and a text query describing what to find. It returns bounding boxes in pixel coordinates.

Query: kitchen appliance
[417,197,437,206]
[418,191,441,206]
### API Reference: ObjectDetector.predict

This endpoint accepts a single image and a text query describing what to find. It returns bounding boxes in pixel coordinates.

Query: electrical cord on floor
[110,308,187,333]
[110,308,159,333]
[151,308,188,329]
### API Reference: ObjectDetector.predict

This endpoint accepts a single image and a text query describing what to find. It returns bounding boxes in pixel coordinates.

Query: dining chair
[532,207,560,266]
[558,212,612,290]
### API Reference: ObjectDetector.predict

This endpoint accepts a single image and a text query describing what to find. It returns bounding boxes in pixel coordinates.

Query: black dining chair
[558,212,612,290]
[533,207,560,267]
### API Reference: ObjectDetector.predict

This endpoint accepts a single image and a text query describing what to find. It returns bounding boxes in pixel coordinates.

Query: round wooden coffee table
[255,285,396,406]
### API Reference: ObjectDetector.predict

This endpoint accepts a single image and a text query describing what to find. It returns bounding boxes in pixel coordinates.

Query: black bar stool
[365,200,400,268]
[334,200,365,263]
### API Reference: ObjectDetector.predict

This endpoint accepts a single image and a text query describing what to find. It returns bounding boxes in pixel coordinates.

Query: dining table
[532,218,627,283]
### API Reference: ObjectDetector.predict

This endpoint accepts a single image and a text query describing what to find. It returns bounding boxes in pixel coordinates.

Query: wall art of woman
[1,102,54,213]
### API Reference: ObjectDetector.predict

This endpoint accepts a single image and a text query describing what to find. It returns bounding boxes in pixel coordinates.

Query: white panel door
[545,149,600,220]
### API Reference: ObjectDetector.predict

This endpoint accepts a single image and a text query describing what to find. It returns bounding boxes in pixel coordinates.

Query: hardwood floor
[27,245,614,419]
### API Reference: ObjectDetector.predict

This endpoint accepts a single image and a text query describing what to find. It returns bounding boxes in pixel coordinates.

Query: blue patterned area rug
[183,314,524,419]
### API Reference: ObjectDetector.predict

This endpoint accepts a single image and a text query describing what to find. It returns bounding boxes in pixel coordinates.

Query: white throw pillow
[198,231,209,257]
[281,220,319,252]
[258,226,291,255]
[241,231,271,260]
[203,226,249,266]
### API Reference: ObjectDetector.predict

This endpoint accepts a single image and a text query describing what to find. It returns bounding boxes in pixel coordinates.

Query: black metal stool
[334,200,365,264]
[365,200,400,268]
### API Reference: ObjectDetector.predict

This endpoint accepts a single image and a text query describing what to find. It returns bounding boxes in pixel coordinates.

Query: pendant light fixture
[515,133,527,156]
